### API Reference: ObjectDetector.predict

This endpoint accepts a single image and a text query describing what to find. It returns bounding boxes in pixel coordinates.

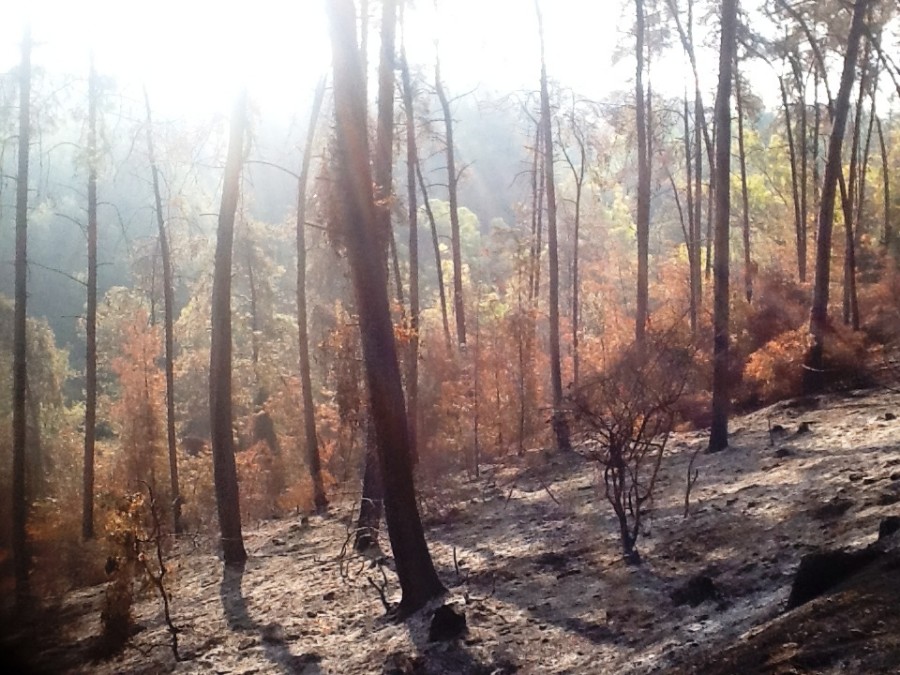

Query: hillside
[6,386,900,674]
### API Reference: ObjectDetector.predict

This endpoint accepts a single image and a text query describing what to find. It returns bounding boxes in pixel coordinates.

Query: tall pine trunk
[735,60,753,303]
[210,92,249,567]
[805,0,869,392]
[326,0,444,617]
[634,0,651,345]
[708,0,737,453]
[144,89,183,534]
[13,26,32,610]
[297,78,329,513]
[82,58,99,540]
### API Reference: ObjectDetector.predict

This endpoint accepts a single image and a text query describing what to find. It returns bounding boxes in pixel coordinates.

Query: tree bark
[683,88,698,334]
[327,0,444,617]
[804,0,869,393]
[708,0,737,453]
[297,78,328,513]
[144,88,183,534]
[536,1,571,451]
[82,58,99,540]
[634,0,651,345]
[13,26,32,610]
[876,116,891,249]
[210,91,248,567]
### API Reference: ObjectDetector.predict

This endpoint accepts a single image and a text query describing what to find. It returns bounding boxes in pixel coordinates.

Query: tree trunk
[683,88,698,334]
[416,160,452,351]
[708,0,736,454]
[210,91,249,567]
[435,55,466,347]
[560,107,586,386]
[400,44,420,463]
[876,116,891,249]
[842,56,867,332]
[779,75,805,282]
[536,1,571,451]
[82,58,99,540]
[327,0,444,617]
[355,414,383,551]
[296,78,328,513]
[144,88,183,534]
[634,0,651,345]
[804,0,869,393]
[735,60,753,303]
[694,94,704,307]
[13,26,32,610]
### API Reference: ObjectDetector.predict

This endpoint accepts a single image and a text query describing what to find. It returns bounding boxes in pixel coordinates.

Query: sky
[0,0,673,119]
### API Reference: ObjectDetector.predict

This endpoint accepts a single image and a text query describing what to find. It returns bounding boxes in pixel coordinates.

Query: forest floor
[7,386,900,674]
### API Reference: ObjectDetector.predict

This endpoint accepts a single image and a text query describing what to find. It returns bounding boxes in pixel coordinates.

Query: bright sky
[0,0,660,119]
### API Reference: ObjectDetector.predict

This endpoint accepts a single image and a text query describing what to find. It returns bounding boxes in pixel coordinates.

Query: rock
[885,412,897,421]
[878,516,900,541]
[671,574,719,608]
[810,497,854,520]
[796,421,813,435]
[849,473,863,482]
[383,651,425,674]
[877,492,900,506]
[428,604,467,642]
[322,591,336,602]
[786,548,884,609]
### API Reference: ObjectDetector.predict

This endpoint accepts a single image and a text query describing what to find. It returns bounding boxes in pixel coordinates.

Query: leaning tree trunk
[708,0,737,454]
[209,92,249,567]
[326,0,444,617]
[144,88,183,534]
[415,159,452,351]
[804,0,869,393]
[12,26,32,610]
[82,58,99,540]
[536,0,571,452]
[296,78,329,513]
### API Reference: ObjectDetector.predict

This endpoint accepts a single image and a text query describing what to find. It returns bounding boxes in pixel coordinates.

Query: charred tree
[805,0,869,393]
[536,1,571,451]
[297,78,329,513]
[12,26,32,610]
[144,88,183,534]
[82,58,99,540]
[327,0,444,616]
[209,92,249,566]
[708,0,737,453]
[634,0,651,345]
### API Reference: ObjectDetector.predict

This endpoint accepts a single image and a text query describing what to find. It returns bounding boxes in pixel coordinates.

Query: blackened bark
[536,0,571,451]
[83,58,98,540]
[805,0,869,393]
[327,0,444,616]
[708,0,736,453]
[877,116,891,249]
[210,92,248,566]
[355,415,383,551]
[297,78,328,513]
[13,26,31,609]
[144,88,183,534]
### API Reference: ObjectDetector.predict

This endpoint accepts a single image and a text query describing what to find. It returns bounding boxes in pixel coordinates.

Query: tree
[12,25,32,610]
[634,0,651,344]
[536,1,571,452]
[804,0,869,393]
[326,0,444,616]
[144,88,183,534]
[708,0,737,454]
[82,58,99,540]
[297,78,329,513]
[735,56,753,303]
[434,34,467,348]
[209,91,249,566]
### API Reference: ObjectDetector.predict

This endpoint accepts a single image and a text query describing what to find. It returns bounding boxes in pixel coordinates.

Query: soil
[5,386,900,674]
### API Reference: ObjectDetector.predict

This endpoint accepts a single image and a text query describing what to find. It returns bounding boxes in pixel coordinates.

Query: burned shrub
[571,336,690,564]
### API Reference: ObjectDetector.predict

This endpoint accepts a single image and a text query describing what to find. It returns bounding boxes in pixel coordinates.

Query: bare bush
[571,335,690,564]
